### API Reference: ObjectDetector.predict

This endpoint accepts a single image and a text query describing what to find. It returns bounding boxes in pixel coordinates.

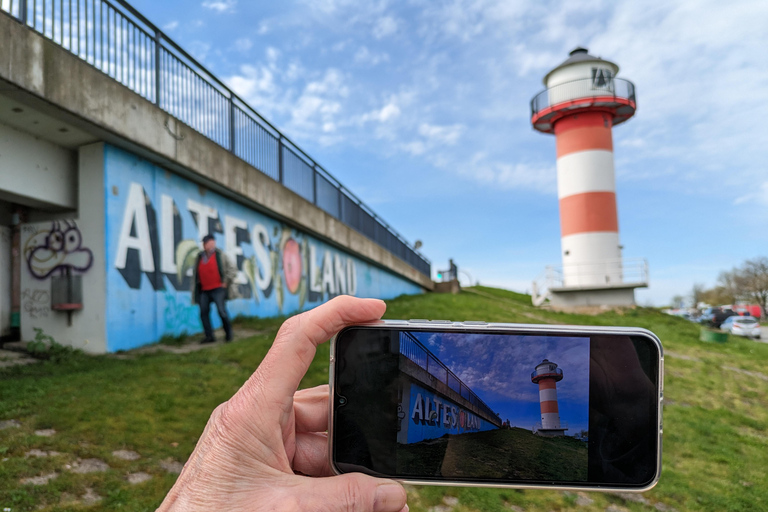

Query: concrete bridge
[0,1,432,352]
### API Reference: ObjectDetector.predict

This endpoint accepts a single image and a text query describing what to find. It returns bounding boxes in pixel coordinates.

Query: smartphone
[329,320,663,492]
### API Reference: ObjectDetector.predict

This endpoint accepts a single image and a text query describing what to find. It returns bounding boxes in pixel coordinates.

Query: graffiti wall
[19,218,102,350]
[104,145,423,351]
[398,381,498,444]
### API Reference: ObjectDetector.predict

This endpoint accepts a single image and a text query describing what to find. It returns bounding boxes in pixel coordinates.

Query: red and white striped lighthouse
[531,48,643,297]
[531,359,567,437]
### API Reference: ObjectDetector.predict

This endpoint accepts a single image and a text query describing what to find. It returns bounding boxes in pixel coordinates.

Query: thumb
[300,473,407,512]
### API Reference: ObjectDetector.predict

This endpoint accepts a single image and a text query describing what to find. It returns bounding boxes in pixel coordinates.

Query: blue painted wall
[104,145,423,352]
[402,382,498,444]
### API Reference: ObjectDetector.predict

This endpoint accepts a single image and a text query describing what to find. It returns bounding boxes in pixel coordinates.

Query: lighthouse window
[591,67,613,89]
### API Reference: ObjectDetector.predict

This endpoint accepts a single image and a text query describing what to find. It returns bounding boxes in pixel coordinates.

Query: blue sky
[409,331,589,434]
[131,0,768,305]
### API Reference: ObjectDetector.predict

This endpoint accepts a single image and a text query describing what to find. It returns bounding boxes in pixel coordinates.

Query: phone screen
[332,327,661,488]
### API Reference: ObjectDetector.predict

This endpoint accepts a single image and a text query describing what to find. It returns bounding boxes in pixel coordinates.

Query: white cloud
[372,16,398,39]
[163,20,179,31]
[202,0,236,13]
[417,123,464,145]
[735,181,768,206]
[227,65,276,99]
[233,38,252,52]
[353,46,389,66]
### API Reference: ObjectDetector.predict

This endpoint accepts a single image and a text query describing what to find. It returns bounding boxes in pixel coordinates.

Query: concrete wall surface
[104,145,423,352]
[19,144,106,352]
[0,122,76,210]
[0,225,10,337]
[0,13,431,291]
[549,287,636,309]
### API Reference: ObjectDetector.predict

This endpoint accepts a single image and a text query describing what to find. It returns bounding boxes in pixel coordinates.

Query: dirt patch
[112,449,141,460]
[34,428,56,437]
[20,472,58,485]
[0,349,37,368]
[25,449,62,458]
[722,365,768,382]
[69,458,110,474]
[127,472,152,484]
[82,487,102,505]
[159,458,184,474]
[0,419,21,430]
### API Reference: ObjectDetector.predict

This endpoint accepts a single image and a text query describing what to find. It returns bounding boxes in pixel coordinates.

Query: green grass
[398,428,587,481]
[1,287,767,511]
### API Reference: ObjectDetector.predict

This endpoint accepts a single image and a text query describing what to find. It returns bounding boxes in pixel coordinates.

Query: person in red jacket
[191,234,238,343]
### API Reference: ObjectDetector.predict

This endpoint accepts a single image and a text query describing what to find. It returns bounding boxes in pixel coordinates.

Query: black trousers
[199,287,232,340]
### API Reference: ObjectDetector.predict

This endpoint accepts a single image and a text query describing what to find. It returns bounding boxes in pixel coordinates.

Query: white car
[720,316,761,339]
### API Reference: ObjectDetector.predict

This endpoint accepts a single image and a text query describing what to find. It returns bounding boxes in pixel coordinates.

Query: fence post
[154,32,161,107]
[337,184,343,220]
[277,136,284,184]
[19,0,27,24]
[229,98,236,153]
[311,165,318,205]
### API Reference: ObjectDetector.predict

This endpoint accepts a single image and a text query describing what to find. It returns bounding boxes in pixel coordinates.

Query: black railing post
[229,98,236,153]
[19,0,28,24]
[337,185,343,221]
[277,136,284,184]
[311,165,318,205]
[154,31,161,107]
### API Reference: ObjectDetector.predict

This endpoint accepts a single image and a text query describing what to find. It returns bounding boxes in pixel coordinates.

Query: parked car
[720,316,761,339]
[701,307,736,328]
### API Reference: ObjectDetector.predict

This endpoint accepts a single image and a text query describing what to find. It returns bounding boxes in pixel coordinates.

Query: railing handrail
[530,76,636,117]
[0,0,430,273]
[400,332,498,422]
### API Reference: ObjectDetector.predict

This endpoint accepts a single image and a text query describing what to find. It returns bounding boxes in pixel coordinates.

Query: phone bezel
[328,319,664,492]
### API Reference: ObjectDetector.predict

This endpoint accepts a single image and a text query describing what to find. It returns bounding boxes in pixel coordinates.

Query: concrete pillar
[19,143,107,353]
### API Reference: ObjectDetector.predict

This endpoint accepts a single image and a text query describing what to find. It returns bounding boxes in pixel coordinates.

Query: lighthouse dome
[544,47,619,89]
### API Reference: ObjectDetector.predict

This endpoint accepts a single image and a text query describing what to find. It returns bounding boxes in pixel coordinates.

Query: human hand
[158,296,408,512]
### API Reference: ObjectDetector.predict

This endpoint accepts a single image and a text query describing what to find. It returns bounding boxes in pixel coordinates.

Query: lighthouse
[530,48,648,308]
[531,359,567,437]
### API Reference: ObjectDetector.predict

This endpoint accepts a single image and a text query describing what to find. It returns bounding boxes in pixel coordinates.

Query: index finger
[252,295,386,399]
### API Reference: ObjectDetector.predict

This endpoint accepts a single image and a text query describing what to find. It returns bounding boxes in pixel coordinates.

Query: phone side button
[463,321,488,325]
[430,320,452,324]
[409,319,430,323]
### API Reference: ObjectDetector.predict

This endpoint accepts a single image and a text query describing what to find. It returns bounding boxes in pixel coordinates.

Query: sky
[131,0,768,305]
[409,331,590,434]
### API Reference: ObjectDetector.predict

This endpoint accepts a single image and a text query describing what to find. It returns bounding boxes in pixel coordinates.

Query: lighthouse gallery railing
[530,77,636,118]
[0,0,430,277]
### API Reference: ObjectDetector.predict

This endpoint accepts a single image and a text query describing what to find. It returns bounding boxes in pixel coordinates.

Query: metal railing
[530,77,636,118]
[531,367,563,381]
[400,332,499,423]
[533,422,568,433]
[0,0,431,277]
[531,257,649,306]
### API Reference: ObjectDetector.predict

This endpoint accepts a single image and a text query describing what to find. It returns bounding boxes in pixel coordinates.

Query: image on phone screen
[396,331,589,481]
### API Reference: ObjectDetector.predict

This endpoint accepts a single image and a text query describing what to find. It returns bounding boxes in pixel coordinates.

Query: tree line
[680,257,768,312]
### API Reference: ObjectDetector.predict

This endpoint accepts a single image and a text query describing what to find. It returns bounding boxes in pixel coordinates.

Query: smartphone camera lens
[337,396,347,407]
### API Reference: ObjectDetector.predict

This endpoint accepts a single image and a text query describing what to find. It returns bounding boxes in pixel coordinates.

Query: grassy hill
[398,428,587,482]
[1,286,767,511]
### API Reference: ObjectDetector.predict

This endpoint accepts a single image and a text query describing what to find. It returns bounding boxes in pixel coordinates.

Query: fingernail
[374,482,406,512]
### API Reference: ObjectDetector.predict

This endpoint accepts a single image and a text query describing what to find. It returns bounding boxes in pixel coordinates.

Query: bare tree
[716,270,740,304]
[736,257,768,313]
[691,283,707,307]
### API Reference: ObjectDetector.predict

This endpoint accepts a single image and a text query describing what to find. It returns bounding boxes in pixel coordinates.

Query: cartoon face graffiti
[24,221,94,279]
